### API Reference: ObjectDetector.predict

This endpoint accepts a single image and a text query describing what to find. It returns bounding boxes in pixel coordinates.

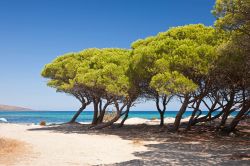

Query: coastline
[1,110,237,124]
[0,117,191,125]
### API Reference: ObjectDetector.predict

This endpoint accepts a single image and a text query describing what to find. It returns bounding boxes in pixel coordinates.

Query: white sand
[0,123,156,166]
[0,117,191,165]
[119,117,190,125]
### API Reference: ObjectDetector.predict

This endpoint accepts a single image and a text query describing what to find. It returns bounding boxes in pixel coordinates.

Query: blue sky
[0,0,215,111]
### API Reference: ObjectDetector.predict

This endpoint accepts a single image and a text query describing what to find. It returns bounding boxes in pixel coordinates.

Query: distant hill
[0,104,32,111]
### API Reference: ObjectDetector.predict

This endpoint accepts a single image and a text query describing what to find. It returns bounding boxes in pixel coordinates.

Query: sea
[0,111,238,124]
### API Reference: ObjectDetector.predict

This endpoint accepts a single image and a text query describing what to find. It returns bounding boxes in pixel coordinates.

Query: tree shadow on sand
[28,123,250,166]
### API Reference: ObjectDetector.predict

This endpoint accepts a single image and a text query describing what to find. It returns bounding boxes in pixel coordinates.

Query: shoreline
[0,115,235,126]
[0,117,192,125]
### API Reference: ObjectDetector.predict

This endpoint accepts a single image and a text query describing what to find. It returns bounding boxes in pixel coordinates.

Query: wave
[0,118,8,122]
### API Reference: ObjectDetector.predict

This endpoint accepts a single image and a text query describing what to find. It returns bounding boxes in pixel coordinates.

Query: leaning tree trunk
[92,110,122,129]
[172,96,190,131]
[186,99,202,130]
[119,103,131,127]
[97,102,110,124]
[92,101,127,129]
[194,109,224,126]
[224,101,250,133]
[97,110,105,124]
[219,104,234,127]
[68,104,86,123]
[219,92,235,127]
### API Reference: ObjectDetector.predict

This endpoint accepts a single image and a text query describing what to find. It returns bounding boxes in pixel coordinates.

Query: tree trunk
[68,104,86,123]
[92,110,122,129]
[224,101,250,132]
[92,99,99,125]
[160,112,164,127]
[219,105,234,127]
[219,91,235,127]
[192,99,219,125]
[193,110,224,124]
[155,95,166,127]
[119,105,131,127]
[92,101,127,129]
[186,99,202,130]
[97,109,106,124]
[172,96,190,131]
[97,102,110,124]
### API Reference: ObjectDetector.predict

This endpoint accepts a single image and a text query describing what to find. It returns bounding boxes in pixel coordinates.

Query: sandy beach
[0,122,155,166]
[1,117,250,166]
[0,118,174,166]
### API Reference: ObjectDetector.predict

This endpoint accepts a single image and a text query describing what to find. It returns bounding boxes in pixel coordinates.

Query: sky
[0,0,216,111]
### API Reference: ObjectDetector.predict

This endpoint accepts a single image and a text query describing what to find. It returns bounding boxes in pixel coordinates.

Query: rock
[229,132,236,137]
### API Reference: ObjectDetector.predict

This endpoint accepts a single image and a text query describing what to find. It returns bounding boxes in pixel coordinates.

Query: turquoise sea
[0,111,237,124]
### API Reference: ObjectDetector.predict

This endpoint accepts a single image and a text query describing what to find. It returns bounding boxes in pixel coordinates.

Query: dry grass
[0,137,22,154]
[132,138,144,146]
[0,137,27,165]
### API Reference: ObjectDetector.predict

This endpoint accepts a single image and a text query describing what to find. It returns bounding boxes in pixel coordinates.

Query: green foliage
[213,0,250,33]
[41,52,80,93]
[42,48,132,99]
[150,71,197,95]
[213,0,250,88]
[131,24,224,96]
[75,48,132,97]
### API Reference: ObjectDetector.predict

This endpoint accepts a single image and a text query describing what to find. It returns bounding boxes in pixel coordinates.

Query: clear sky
[0,0,215,111]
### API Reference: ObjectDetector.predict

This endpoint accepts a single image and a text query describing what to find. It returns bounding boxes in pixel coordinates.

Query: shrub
[39,121,46,126]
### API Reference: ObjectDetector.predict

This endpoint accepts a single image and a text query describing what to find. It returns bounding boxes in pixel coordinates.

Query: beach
[1,118,250,166]
[0,122,154,166]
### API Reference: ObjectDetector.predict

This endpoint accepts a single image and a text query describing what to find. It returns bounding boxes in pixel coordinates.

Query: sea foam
[0,117,8,122]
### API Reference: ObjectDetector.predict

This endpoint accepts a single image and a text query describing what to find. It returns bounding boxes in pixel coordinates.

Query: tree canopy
[41,0,249,133]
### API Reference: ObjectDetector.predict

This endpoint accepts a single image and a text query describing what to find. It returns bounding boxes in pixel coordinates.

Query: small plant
[151,117,158,120]
[39,121,46,126]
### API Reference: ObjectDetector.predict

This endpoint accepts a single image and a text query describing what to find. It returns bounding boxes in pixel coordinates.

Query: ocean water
[0,111,237,124]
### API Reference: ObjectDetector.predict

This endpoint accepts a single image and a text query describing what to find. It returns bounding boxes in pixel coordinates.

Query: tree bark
[68,104,86,123]
[224,101,250,132]
[219,91,235,127]
[156,99,165,127]
[119,104,131,127]
[159,112,164,126]
[186,98,202,130]
[172,95,190,131]
[155,95,167,127]
[192,97,221,125]
[92,101,127,129]
[97,109,105,124]
[92,110,121,129]
[97,101,110,124]
[92,99,99,125]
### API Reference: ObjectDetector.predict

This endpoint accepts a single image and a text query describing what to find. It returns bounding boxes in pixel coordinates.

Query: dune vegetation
[41,0,249,133]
